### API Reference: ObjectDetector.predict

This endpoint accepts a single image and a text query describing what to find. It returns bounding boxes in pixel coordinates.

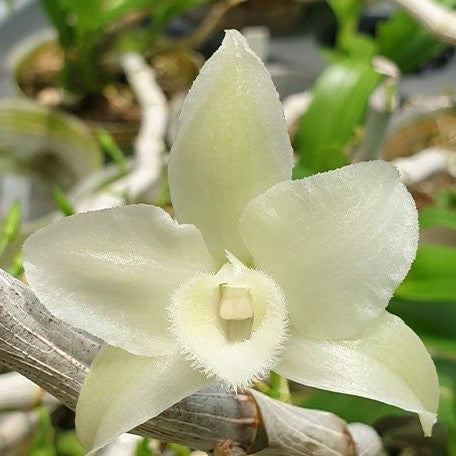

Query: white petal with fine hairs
[76,346,210,453]
[240,161,418,340]
[168,255,289,389]
[23,205,217,356]
[276,313,439,435]
[168,30,294,264]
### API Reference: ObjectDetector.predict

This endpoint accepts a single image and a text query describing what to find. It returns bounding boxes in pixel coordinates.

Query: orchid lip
[167,258,289,389]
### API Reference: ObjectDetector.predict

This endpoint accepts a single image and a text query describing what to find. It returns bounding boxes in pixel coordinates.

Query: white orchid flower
[23,30,439,453]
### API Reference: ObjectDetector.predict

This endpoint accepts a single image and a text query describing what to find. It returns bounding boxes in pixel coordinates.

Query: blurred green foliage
[435,189,456,210]
[96,127,128,173]
[294,60,380,178]
[438,361,456,455]
[328,0,377,60]
[395,245,456,303]
[327,0,456,73]
[29,408,56,456]
[377,0,456,73]
[165,443,191,456]
[0,201,24,276]
[39,0,210,98]
[55,432,85,456]
[53,186,75,217]
[295,0,456,175]
[295,2,456,437]
[7,248,24,277]
[419,207,456,231]
[299,388,404,426]
[28,408,85,456]
[390,297,456,361]
[135,438,156,456]
[0,201,21,258]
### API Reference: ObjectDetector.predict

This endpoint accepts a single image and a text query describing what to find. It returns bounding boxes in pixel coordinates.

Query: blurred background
[0,0,455,454]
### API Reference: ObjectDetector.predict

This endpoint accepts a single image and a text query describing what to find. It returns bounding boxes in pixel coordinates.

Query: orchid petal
[76,345,210,452]
[168,30,293,263]
[240,161,418,339]
[276,312,439,436]
[23,205,216,356]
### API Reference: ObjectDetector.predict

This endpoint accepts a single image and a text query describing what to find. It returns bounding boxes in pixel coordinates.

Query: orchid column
[23,30,439,454]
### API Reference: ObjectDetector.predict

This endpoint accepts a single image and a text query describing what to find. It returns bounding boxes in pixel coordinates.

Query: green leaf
[96,0,161,29]
[298,388,405,425]
[377,0,456,73]
[435,189,456,210]
[28,408,56,456]
[40,0,75,49]
[7,249,24,278]
[265,372,291,402]
[293,145,348,179]
[152,170,171,208]
[342,35,377,61]
[294,61,381,177]
[56,431,85,456]
[437,361,456,454]
[96,128,127,173]
[390,244,456,359]
[389,297,456,358]
[419,206,456,230]
[135,438,155,456]
[53,186,75,217]
[327,0,377,60]
[395,244,456,302]
[0,201,21,258]
[423,336,456,361]
[299,362,456,451]
[328,0,360,28]
[165,443,191,456]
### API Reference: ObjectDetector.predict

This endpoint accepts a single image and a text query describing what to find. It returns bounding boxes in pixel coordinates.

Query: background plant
[291,2,456,452]
[37,0,211,103]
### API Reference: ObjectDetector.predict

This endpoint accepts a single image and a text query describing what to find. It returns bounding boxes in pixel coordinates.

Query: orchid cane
[23,30,439,453]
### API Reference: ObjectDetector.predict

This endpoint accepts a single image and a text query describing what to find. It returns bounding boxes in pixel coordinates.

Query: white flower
[23,30,439,453]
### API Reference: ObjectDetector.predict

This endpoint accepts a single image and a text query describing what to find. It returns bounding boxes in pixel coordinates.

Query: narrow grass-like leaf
[0,201,21,258]
[96,128,127,173]
[7,249,24,278]
[53,186,75,217]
